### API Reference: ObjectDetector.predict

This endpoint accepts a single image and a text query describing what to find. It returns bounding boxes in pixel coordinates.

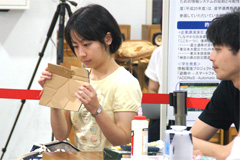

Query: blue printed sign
[177,21,212,29]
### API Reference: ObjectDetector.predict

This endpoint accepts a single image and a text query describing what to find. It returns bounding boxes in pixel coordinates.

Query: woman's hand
[38,67,52,88]
[75,82,100,114]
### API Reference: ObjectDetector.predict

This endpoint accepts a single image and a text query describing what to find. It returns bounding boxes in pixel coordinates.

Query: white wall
[74,0,147,40]
[0,0,147,159]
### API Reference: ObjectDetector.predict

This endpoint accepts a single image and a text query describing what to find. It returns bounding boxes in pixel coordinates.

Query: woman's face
[70,31,110,69]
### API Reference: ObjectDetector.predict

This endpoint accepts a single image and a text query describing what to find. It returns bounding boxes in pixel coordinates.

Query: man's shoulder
[219,80,235,90]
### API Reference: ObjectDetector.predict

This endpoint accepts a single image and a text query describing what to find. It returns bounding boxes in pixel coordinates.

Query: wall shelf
[0,0,29,10]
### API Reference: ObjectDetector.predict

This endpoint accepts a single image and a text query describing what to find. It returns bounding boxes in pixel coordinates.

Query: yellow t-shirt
[71,67,142,151]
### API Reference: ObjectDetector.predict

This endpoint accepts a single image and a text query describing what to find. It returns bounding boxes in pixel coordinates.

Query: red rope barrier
[187,97,210,110]
[0,89,210,109]
[142,93,170,104]
[142,93,209,110]
[0,88,42,100]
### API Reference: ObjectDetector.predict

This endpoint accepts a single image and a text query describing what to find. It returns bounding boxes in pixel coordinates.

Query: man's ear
[105,32,112,45]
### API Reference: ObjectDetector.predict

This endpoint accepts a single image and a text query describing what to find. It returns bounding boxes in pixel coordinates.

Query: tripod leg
[64,4,75,54]
[65,4,72,17]
[57,3,66,65]
[0,4,62,160]
[51,3,74,141]
[57,2,74,64]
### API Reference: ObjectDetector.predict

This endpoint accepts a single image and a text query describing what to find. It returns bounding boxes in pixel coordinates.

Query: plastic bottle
[164,125,193,160]
[131,107,149,158]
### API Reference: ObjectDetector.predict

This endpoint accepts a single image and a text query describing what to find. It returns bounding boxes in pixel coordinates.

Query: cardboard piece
[39,63,89,111]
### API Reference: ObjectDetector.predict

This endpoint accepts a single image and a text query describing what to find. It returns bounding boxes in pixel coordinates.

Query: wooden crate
[142,24,161,43]
[224,127,238,144]
[209,129,224,145]
[119,24,131,40]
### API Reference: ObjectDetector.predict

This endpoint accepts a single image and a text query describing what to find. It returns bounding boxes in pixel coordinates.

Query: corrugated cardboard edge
[48,63,72,78]
[39,64,90,111]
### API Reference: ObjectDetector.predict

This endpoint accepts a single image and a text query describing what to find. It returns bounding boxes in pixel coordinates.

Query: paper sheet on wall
[167,0,239,126]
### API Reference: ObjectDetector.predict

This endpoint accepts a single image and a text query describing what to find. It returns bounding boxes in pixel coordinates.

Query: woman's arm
[38,66,72,141]
[50,109,72,141]
[75,82,137,145]
[94,110,136,146]
[148,79,160,93]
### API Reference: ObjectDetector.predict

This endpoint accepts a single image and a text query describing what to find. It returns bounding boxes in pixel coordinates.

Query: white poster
[167,0,240,126]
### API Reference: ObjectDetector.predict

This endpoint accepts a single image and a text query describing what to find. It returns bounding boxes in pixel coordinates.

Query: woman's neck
[90,57,119,81]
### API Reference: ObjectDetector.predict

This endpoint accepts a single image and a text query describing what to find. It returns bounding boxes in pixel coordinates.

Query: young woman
[38,4,142,151]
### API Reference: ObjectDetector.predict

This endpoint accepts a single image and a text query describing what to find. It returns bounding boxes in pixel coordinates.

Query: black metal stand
[169,90,187,126]
[1,1,76,159]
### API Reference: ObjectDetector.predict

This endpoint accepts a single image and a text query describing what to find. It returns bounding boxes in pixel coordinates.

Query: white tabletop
[121,155,163,160]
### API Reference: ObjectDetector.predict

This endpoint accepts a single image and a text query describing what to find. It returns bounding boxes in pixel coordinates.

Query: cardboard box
[39,63,89,111]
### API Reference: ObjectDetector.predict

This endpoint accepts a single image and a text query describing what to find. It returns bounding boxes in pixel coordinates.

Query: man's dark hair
[65,4,122,55]
[207,11,240,55]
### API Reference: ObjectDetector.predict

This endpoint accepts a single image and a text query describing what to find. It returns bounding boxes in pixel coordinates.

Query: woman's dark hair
[65,4,122,55]
[206,11,240,55]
